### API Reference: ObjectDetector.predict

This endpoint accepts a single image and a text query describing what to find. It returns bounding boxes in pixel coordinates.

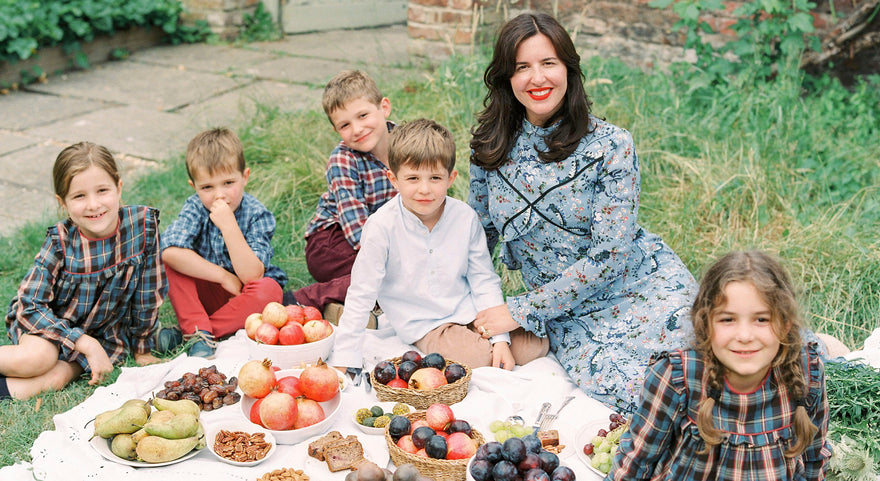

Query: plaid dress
[608,344,832,481]
[5,206,167,371]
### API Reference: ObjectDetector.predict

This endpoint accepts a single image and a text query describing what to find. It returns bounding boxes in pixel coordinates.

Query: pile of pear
[92,397,206,463]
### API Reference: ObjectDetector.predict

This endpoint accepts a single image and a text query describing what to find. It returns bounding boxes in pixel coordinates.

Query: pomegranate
[425,403,455,432]
[259,391,298,430]
[409,367,447,390]
[285,304,307,325]
[262,301,289,328]
[293,397,325,428]
[238,358,277,398]
[249,398,265,426]
[446,432,477,460]
[255,322,279,345]
[279,322,305,345]
[299,359,340,401]
[244,313,263,339]
[276,375,302,397]
[302,305,323,321]
[302,319,332,343]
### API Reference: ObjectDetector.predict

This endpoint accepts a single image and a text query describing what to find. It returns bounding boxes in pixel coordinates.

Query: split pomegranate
[299,358,339,402]
[259,391,298,430]
[293,397,325,428]
[238,358,277,398]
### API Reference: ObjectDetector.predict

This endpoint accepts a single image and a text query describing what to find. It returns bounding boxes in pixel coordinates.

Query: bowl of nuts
[206,421,276,467]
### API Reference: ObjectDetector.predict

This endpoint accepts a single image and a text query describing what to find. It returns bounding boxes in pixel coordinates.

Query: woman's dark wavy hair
[470,12,593,170]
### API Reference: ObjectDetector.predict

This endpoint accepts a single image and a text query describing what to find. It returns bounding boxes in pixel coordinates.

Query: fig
[492,460,518,481]
[421,352,445,370]
[524,468,551,481]
[397,360,419,383]
[447,419,472,436]
[411,426,436,449]
[392,463,421,481]
[443,363,466,384]
[388,415,412,441]
[469,459,492,481]
[538,450,560,473]
[550,466,576,481]
[373,361,397,385]
[502,437,527,464]
[522,433,542,454]
[400,350,423,367]
[425,434,447,459]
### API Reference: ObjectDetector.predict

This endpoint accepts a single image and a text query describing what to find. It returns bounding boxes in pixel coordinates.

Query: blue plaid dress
[608,344,832,481]
[6,206,167,370]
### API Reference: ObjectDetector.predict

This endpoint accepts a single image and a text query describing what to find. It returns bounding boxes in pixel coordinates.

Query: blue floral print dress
[468,117,698,412]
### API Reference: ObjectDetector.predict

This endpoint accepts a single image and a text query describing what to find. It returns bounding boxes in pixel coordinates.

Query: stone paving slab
[177,80,319,130]
[0,186,56,238]
[24,105,197,161]
[0,142,59,191]
[26,62,249,111]
[251,25,412,66]
[0,132,42,156]
[0,93,107,131]
[131,43,278,74]
[241,56,353,86]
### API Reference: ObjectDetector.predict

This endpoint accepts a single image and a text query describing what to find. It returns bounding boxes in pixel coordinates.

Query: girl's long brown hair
[691,251,818,457]
[469,12,593,170]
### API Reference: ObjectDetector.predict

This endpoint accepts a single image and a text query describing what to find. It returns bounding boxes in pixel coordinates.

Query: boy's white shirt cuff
[489,333,511,345]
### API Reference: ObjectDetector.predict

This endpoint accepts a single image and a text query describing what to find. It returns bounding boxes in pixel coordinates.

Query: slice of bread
[324,435,365,472]
[308,430,343,460]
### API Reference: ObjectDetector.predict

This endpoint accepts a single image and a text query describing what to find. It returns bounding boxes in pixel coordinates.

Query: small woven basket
[371,357,471,409]
[384,411,485,481]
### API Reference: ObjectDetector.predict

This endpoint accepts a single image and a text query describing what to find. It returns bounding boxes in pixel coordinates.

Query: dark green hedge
[0,0,208,64]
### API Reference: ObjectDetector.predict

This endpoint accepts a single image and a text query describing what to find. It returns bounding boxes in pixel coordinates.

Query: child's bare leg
[0,334,61,378]
[5,361,83,400]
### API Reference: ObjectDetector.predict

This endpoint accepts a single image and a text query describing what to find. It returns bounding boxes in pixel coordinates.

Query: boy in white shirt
[328,119,548,371]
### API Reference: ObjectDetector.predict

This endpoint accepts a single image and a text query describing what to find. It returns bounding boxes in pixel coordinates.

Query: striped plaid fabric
[305,121,397,249]
[6,206,167,370]
[608,344,831,481]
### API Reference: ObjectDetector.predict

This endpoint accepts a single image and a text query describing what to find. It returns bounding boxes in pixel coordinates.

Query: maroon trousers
[293,224,357,309]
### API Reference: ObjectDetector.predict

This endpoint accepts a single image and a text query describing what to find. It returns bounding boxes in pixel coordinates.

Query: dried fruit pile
[154,365,240,411]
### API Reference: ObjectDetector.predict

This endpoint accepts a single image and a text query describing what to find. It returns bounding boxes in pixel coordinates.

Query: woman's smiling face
[510,33,568,127]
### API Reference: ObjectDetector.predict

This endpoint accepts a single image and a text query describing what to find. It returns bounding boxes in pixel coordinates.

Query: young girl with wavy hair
[609,250,832,480]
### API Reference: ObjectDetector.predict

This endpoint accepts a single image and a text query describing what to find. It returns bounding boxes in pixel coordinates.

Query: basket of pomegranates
[385,404,484,481]
[244,302,336,369]
[370,351,471,409]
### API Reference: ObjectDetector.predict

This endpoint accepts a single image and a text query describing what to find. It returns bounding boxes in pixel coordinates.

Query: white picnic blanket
[0,328,612,481]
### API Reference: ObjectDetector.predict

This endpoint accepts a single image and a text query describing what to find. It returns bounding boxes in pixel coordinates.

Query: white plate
[575,419,615,477]
[89,425,205,467]
[205,420,277,466]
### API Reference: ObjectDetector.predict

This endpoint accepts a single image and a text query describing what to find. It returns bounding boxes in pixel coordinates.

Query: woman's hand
[134,352,163,366]
[475,304,519,339]
[491,341,515,371]
[75,335,113,385]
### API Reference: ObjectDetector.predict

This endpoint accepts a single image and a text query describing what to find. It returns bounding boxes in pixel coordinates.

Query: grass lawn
[1,51,878,466]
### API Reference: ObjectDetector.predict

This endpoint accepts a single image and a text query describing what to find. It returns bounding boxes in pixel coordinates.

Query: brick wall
[406,0,846,70]
[180,0,263,39]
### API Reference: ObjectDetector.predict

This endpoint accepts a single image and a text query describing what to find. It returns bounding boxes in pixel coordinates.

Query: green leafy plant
[235,2,281,44]
[825,360,880,464]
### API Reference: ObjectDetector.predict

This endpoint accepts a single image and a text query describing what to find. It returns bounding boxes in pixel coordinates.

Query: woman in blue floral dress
[468,12,698,412]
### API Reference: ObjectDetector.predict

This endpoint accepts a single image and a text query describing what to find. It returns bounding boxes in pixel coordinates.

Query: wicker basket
[384,411,485,481]
[371,357,471,409]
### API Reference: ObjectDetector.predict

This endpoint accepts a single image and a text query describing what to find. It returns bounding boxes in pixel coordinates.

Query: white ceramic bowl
[245,326,335,369]
[239,368,343,444]
[352,401,408,435]
[205,420,276,466]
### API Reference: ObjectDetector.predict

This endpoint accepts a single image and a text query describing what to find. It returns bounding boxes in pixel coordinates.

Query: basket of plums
[371,351,470,409]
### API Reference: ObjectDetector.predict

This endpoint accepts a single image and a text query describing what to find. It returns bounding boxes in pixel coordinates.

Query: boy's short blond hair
[388,119,456,175]
[185,128,246,181]
[322,70,383,120]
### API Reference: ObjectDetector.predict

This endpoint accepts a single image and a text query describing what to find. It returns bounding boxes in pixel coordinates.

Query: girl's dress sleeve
[803,343,832,481]
[128,207,167,354]
[508,129,643,328]
[8,229,86,350]
[608,352,685,481]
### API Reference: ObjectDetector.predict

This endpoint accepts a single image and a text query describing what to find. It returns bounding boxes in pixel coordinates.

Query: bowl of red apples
[244,302,335,369]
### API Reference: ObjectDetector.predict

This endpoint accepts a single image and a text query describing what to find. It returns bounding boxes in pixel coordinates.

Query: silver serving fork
[539,395,574,431]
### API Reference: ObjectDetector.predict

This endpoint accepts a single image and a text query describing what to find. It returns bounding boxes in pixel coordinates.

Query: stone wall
[181,0,263,39]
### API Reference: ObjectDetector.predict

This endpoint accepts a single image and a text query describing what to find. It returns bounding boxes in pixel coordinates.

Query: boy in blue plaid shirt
[160,128,287,358]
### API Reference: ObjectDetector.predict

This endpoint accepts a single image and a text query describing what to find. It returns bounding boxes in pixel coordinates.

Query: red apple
[276,375,302,397]
[302,319,332,343]
[411,419,430,432]
[285,304,307,325]
[415,449,428,458]
[255,322,279,345]
[387,377,408,389]
[259,391,297,430]
[262,301,289,328]
[302,305,322,321]
[396,435,418,454]
[445,432,477,460]
[293,397,325,428]
[279,322,305,345]
[425,403,455,432]
[244,313,263,339]
[409,367,447,390]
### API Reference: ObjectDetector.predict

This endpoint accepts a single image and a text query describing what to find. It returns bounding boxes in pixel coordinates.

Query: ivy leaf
[787,12,815,33]
[7,37,37,60]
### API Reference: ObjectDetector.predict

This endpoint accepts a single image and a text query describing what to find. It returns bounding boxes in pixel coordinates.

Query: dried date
[153,365,239,411]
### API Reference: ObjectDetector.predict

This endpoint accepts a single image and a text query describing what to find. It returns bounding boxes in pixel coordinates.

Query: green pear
[94,404,149,439]
[120,398,151,419]
[147,410,176,424]
[144,412,199,439]
[136,435,199,463]
[110,433,138,460]
[131,428,149,444]
[151,397,201,418]
[194,423,206,450]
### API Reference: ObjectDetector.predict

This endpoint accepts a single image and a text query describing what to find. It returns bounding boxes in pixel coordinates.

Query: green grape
[489,420,506,433]
[512,424,532,438]
[494,429,511,443]
[591,452,611,472]
[591,435,605,447]
[596,439,612,454]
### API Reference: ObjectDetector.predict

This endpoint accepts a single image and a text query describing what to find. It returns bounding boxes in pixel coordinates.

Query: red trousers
[293,224,356,310]
[165,266,282,338]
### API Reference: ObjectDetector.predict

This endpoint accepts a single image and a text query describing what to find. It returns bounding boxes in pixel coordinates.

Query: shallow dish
[245,327,335,369]
[89,423,204,467]
[239,368,344,444]
[205,420,276,466]
[575,419,616,477]
[352,401,407,435]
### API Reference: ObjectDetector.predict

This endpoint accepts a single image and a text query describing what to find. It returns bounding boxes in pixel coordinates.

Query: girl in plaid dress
[609,251,832,481]
[2,142,166,401]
